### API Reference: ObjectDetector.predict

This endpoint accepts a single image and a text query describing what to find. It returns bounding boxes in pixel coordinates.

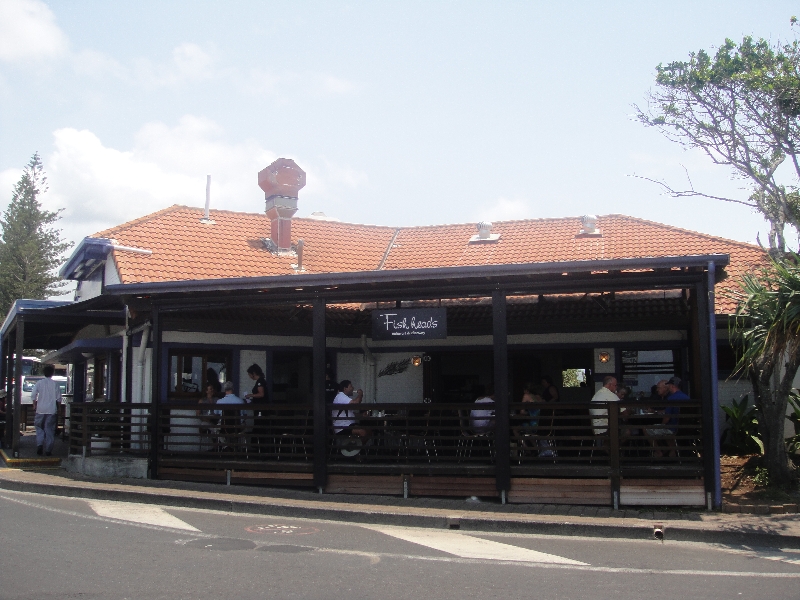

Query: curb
[0,450,62,468]
[2,475,800,549]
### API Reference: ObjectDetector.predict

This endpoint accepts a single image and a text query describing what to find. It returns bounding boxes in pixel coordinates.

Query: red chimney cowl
[258,158,306,251]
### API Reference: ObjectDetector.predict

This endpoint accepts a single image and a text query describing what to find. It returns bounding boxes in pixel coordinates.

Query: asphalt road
[1,490,799,600]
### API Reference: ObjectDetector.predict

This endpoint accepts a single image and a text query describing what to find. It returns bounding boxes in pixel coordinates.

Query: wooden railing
[509,401,703,476]
[327,403,496,469]
[69,402,151,456]
[156,402,313,462]
[68,399,703,482]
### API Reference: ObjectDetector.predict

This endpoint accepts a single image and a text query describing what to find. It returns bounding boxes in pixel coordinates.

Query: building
[1,158,768,508]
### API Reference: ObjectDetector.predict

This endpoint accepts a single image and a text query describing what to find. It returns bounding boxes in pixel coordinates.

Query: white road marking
[363,524,588,565]
[88,500,200,531]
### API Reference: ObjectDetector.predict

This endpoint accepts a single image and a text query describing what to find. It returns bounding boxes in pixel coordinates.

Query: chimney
[258,158,306,252]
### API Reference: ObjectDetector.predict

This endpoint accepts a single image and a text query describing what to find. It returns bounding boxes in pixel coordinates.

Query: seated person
[215,381,246,450]
[332,380,369,441]
[646,376,689,457]
[513,384,554,456]
[470,388,495,434]
[590,376,620,438]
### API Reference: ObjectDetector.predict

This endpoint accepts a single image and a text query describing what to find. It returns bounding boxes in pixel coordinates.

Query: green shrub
[721,395,763,455]
[752,466,771,487]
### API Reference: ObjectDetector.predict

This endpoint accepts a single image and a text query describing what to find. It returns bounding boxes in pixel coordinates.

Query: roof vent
[577,215,602,237]
[469,221,501,243]
[200,174,215,224]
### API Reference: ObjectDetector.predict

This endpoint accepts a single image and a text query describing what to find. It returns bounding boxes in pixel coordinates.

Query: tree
[0,153,71,316]
[635,32,800,252]
[730,256,800,486]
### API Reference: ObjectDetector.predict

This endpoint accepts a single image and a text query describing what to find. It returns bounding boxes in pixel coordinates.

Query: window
[562,369,587,388]
[168,350,230,398]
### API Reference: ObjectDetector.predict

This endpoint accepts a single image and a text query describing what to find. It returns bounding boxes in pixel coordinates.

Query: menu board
[371,308,447,340]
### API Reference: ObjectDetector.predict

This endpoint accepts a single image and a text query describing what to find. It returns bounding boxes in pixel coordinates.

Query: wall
[104,256,121,286]
[336,352,366,397]
[239,350,267,398]
[375,352,424,403]
[130,346,151,404]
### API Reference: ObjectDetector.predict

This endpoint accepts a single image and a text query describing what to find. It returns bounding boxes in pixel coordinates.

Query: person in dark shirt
[245,364,268,403]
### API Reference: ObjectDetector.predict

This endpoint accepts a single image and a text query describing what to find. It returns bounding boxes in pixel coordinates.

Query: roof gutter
[104,254,731,297]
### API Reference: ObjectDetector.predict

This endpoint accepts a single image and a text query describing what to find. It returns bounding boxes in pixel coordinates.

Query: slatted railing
[69,402,151,456]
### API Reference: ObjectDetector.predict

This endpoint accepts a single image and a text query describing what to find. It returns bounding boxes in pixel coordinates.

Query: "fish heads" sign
[371,308,447,340]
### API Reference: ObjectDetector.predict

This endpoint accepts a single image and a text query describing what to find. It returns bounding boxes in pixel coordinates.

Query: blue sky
[0,0,797,248]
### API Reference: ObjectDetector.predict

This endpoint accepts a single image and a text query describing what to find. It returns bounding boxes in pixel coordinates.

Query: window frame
[167,349,232,399]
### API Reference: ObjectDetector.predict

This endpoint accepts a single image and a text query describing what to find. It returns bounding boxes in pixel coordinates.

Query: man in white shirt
[32,365,62,456]
[332,380,368,440]
[470,390,495,434]
[590,376,620,438]
[215,382,246,451]
[215,381,245,409]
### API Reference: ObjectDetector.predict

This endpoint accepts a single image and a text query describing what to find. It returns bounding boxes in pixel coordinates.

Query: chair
[404,410,437,463]
[277,408,313,460]
[456,409,494,462]
[218,407,247,455]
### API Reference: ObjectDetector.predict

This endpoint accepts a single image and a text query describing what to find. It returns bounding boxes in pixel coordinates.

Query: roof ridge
[605,214,765,252]
[294,217,396,231]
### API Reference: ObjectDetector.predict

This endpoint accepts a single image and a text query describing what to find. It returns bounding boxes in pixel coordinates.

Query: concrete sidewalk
[2,466,800,548]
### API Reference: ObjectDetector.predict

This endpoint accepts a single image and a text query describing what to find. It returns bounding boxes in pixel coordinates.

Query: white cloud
[474,197,533,222]
[71,48,126,79]
[321,159,369,189]
[321,75,358,95]
[26,116,366,244]
[0,0,69,64]
[132,43,218,87]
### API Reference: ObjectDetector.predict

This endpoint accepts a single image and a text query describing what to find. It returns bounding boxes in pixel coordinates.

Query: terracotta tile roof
[93,206,396,284]
[92,207,768,315]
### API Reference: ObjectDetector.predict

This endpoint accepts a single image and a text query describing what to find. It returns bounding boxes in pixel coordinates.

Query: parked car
[21,376,68,405]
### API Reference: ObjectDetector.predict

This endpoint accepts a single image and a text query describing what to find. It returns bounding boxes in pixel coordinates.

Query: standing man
[32,365,62,456]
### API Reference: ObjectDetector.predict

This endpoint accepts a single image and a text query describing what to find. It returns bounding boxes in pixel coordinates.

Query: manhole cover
[258,544,313,553]
[245,524,320,535]
[185,538,257,551]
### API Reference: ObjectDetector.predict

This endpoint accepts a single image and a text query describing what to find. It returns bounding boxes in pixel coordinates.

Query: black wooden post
[149,307,160,478]
[694,280,716,507]
[608,402,620,508]
[12,319,23,458]
[1,335,8,450]
[312,297,327,491]
[493,289,510,496]
[6,336,14,450]
[126,338,134,402]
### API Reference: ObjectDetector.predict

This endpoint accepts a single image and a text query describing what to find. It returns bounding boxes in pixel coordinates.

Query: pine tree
[0,153,71,316]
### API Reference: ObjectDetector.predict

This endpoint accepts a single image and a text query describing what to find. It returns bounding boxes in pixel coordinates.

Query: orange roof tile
[93,207,768,315]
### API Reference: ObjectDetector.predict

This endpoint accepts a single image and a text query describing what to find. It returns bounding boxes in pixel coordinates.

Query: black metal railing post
[493,288,510,498]
[149,309,160,478]
[608,402,620,508]
[312,297,327,491]
[12,319,23,458]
